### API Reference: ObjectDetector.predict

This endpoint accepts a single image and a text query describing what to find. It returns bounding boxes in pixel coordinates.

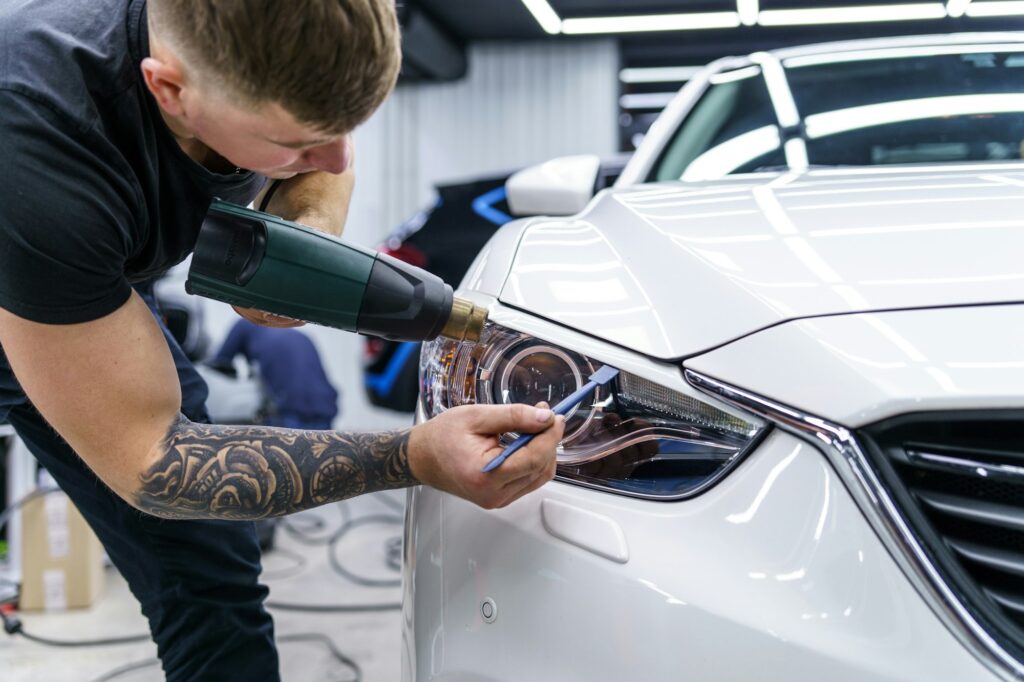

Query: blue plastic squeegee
[482,365,620,473]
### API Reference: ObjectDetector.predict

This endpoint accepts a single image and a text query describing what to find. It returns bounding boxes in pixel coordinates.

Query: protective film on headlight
[420,321,768,500]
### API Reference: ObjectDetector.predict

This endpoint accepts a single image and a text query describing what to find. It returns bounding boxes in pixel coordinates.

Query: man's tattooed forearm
[135,416,417,520]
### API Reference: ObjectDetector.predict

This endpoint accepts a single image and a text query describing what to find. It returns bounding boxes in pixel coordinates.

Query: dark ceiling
[409,0,1024,67]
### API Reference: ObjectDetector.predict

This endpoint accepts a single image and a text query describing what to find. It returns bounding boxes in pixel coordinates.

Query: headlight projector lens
[500,345,582,416]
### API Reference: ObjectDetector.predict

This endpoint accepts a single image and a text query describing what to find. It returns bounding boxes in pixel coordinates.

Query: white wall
[345,39,620,245]
[202,39,620,432]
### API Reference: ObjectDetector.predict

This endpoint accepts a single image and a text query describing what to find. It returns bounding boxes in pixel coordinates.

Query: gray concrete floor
[1,490,406,681]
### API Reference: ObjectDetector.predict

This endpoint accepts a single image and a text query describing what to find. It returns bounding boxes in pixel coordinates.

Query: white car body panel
[460,219,534,297]
[499,166,1024,360]
[407,33,1024,682]
[685,303,1024,428]
[402,427,997,682]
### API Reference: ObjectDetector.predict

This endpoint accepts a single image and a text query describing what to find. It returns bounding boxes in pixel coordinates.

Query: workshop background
[3,1,1024,680]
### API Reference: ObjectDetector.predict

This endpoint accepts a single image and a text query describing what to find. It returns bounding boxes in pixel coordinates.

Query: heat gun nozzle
[440,298,488,342]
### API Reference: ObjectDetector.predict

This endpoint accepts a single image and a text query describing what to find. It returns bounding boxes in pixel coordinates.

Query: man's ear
[140,57,187,117]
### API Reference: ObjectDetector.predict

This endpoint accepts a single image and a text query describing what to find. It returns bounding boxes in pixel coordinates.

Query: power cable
[0,486,60,534]
[327,514,403,588]
[1,492,403,662]
[260,545,308,581]
[86,657,159,682]
[264,599,400,613]
[372,491,406,514]
[1,609,150,647]
[86,632,362,682]
[280,501,352,546]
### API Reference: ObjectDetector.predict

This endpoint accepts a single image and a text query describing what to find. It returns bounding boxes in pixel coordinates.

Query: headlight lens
[420,321,768,500]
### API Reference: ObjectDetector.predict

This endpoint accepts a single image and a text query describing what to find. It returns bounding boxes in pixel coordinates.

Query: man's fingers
[496,458,558,507]
[467,402,555,435]
[231,305,305,328]
[492,414,564,481]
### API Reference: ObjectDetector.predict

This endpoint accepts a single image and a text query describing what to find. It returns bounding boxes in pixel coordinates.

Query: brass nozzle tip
[440,297,487,342]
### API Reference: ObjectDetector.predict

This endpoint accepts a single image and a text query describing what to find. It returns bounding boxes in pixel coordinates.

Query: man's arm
[136,417,415,519]
[238,136,355,328]
[0,293,562,520]
[256,135,356,236]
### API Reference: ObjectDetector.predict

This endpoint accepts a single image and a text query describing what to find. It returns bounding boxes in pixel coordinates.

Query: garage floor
[1,490,406,681]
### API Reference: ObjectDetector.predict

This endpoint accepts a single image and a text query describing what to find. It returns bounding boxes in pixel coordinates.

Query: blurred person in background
[209,319,339,431]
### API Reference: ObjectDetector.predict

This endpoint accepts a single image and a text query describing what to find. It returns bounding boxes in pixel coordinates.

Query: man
[209,319,340,430]
[0,1,563,680]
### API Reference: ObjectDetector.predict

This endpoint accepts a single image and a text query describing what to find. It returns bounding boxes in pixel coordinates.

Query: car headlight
[420,321,768,500]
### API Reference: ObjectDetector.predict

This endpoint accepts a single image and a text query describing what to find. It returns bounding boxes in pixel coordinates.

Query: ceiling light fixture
[759,3,947,26]
[561,12,742,34]
[523,0,1016,36]
[945,0,973,17]
[738,0,760,26]
[965,0,1024,16]
[619,92,679,109]
[784,43,1024,68]
[619,66,704,83]
[804,93,1024,138]
[520,0,561,34]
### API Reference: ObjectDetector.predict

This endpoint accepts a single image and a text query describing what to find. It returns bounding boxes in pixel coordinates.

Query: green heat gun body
[186,200,485,342]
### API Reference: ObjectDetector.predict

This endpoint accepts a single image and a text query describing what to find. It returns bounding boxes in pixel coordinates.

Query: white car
[403,34,1024,681]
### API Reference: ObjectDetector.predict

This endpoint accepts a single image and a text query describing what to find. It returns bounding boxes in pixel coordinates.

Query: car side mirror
[505,155,601,217]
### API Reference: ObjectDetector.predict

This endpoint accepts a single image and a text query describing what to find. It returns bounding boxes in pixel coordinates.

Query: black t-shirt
[0,0,266,325]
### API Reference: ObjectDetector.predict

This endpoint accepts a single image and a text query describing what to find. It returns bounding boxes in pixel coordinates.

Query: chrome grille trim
[906,448,1024,483]
[684,368,1024,682]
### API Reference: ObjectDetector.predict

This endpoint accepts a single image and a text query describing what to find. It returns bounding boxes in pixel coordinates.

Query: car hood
[498,164,1024,359]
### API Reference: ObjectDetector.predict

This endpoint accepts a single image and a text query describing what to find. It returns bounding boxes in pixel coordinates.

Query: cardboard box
[19,491,104,611]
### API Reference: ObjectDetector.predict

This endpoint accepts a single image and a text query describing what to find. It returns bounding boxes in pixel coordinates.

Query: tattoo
[135,415,416,520]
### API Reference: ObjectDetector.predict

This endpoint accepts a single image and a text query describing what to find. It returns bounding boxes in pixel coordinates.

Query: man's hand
[231,305,305,328]
[408,403,565,509]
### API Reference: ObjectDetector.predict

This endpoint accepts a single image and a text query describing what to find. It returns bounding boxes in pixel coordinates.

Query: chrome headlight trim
[684,368,1024,682]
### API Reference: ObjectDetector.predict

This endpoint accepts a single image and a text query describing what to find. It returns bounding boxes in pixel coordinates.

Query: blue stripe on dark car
[472,187,513,226]
[364,341,420,398]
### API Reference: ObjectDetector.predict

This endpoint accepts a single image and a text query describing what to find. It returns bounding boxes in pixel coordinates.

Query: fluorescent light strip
[738,0,759,26]
[710,65,762,84]
[945,0,973,17]
[619,66,704,84]
[965,0,1024,16]
[805,93,1024,138]
[751,52,801,128]
[619,92,679,109]
[520,0,561,34]
[784,43,1024,68]
[561,12,741,35]
[784,138,810,171]
[759,3,947,26]
[683,126,781,181]
[526,0,1019,38]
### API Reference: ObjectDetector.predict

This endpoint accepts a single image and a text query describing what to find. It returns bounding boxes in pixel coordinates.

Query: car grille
[862,411,1024,663]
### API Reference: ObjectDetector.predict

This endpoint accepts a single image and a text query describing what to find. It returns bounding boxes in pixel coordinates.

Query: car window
[793,51,1024,167]
[652,68,780,182]
[651,48,1024,182]
[787,51,1024,116]
[806,113,1024,166]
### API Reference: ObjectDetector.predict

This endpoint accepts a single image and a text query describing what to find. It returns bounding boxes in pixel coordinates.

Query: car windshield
[651,45,1024,182]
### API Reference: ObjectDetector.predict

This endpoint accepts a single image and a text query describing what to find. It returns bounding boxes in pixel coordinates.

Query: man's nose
[305,138,350,174]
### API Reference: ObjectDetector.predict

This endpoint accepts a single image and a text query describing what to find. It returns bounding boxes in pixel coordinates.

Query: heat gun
[186,200,486,342]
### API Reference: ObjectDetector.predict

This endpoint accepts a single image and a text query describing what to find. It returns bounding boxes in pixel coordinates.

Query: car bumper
[401,417,999,681]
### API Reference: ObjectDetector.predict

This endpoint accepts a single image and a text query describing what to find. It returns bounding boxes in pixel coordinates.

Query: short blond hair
[149,0,401,134]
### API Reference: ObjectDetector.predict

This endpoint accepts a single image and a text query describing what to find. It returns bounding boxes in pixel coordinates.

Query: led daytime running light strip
[521,0,1022,35]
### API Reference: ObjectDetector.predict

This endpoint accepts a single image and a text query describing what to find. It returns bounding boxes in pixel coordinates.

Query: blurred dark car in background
[362,160,628,412]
